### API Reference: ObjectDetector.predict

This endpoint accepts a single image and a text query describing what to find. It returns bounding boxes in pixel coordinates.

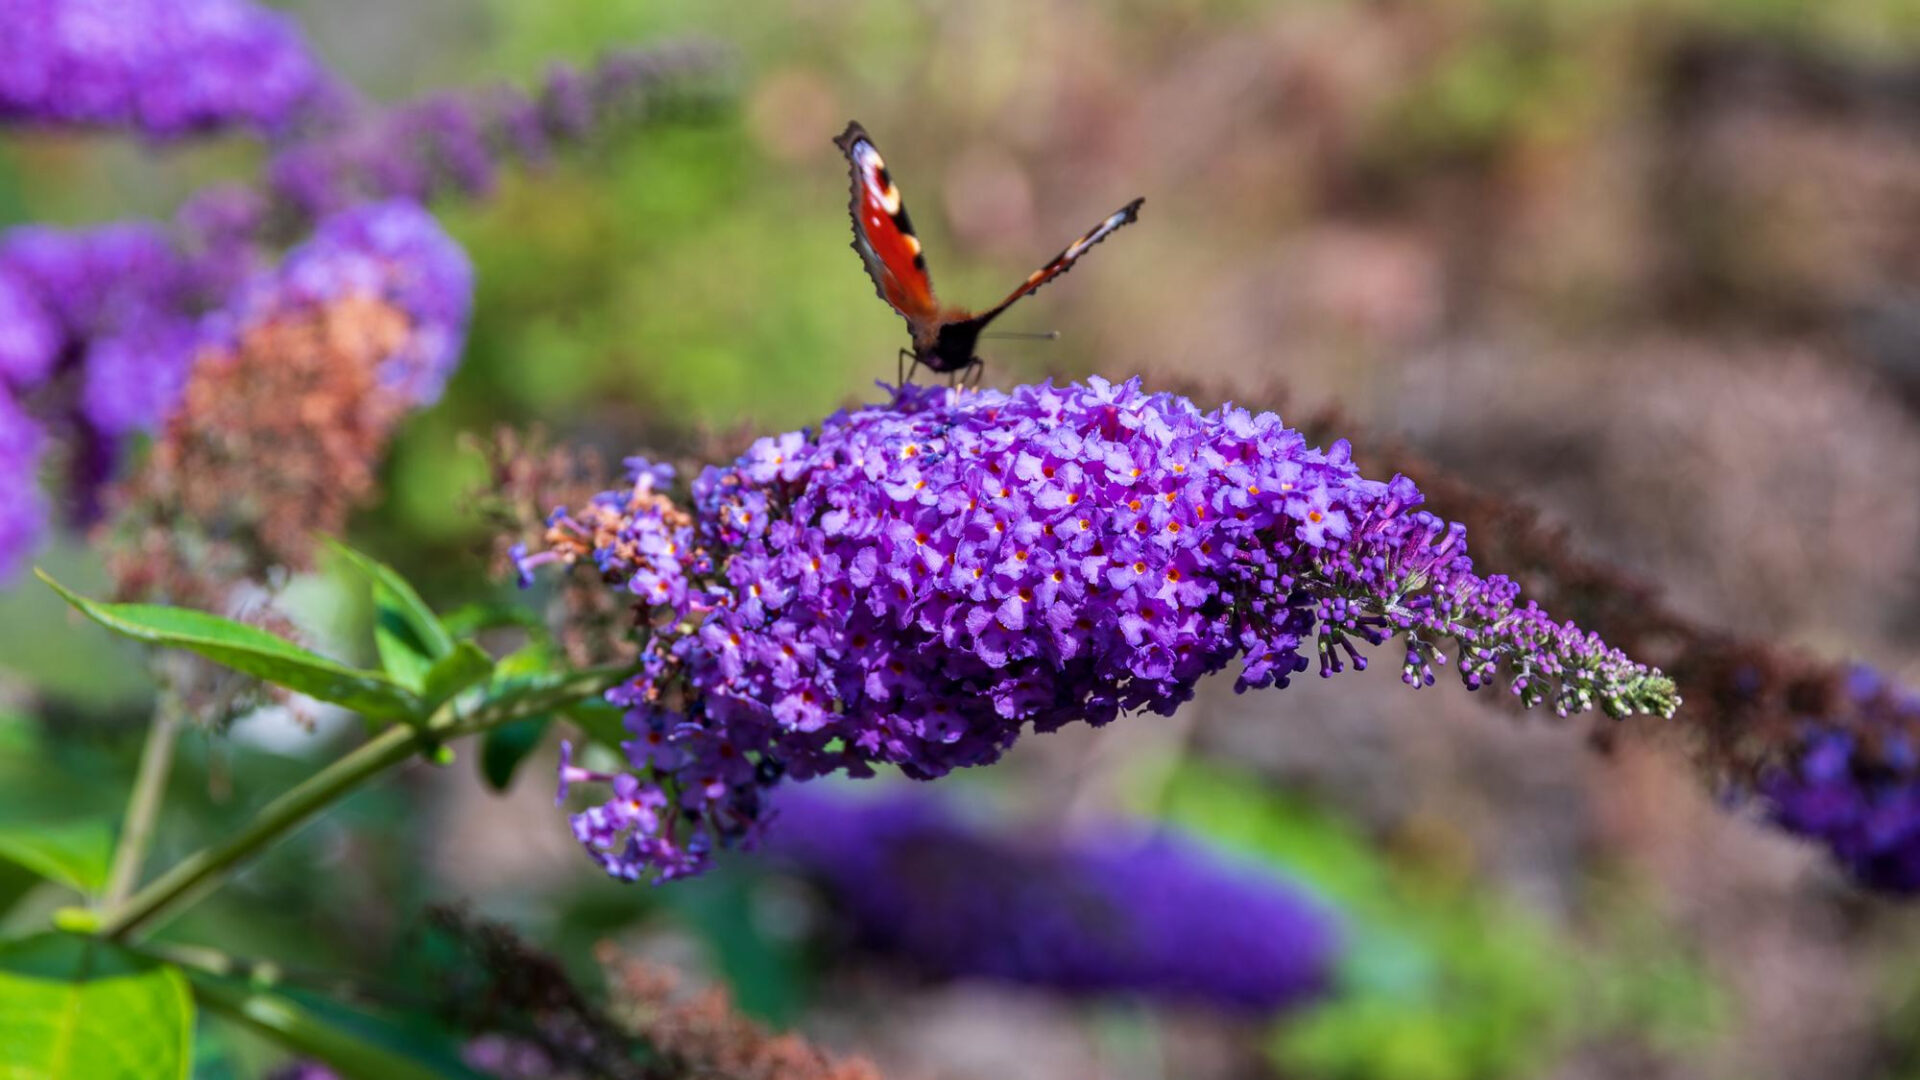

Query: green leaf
[438,602,547,641]
[0,933,192,1080]
[37,573,422,723]
[325,542,454,692]
[324,542,453,660]
[371,593,437,694]
[480,716,551,792]
[191,975,485,1080]
[0,823,114,896]
[420,643,495,714]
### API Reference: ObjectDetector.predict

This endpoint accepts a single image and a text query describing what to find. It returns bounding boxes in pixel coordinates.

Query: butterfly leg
[961,357,984,390]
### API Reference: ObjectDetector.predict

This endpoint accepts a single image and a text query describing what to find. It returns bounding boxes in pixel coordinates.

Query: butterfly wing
[972,197,1145,326]
[834,121,940,327]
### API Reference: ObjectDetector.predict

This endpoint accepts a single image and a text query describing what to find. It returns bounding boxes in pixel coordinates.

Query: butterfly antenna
[979,330,1061,341]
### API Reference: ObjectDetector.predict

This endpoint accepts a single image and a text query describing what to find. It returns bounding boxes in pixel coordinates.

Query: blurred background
[5,0,1920,1076]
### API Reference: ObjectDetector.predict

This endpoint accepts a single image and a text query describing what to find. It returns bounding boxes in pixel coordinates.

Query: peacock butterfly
[834,121,1143,382]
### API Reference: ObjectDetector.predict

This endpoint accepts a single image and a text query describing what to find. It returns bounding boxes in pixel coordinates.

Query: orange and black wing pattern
[974,197,1145,325]
[834,121,940,327]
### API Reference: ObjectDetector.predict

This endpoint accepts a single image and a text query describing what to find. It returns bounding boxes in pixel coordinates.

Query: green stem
[96,662,636,943]
[101,701,183,908]
[98,721,422,942]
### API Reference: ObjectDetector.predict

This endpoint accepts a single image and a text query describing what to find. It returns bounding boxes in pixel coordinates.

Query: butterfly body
[835,121,1143,379]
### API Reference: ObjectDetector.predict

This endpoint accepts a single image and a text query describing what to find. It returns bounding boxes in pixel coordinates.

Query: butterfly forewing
[976,197,1146,323]
[834,122,941,324]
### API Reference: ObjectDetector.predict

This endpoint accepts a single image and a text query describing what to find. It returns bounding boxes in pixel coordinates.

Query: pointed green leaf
[324,542,453,659]
[480,716,552,792]
[325,542,454,692]
[0,933,192,1080]
[0,822,114,896]
[371,592,438,693]
[37,573,422,722]
[191,975,485,1080]
[438,602,547,641]
[420,643,495,712]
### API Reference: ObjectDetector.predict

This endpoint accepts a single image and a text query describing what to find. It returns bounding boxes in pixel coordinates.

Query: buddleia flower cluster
[526,378,1680,882]
[0,391,43,580]
[0,199,470,587]
[1759,667,1920,893]
[762,784,1340,1010]
[0,0,344,138]
[0,220,243,571]
[233,199,474,407]
[108,201,471,608]
[0,0,721,588]
[264,44,726,222]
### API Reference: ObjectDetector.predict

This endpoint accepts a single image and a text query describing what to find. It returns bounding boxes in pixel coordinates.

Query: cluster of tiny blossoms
[235,199,474,407]
[0,0,718,585]
[763,784,1340,1010]
[0,221,232,561]
[529,379,1679,882]
[0,0,343,138]
[0,201,469,584]
[265,44,725,222]
[1760,667,1920,893]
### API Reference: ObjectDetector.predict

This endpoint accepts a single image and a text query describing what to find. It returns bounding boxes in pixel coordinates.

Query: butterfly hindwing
[834,122,940,325]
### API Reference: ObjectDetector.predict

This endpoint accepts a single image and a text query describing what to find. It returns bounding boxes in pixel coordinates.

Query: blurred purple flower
[0,390,47,579]
[263,199,474,405]
[0,0,344,138]
[0,199,471,584]
[763,785,1341,1011]
[0,266,59,388]
[264,44,723,221]
[1760,666,1920,893]
[532,379,1678,882]
[0,221,208,437]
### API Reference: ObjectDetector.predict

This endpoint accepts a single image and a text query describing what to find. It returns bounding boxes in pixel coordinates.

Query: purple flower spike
[1759,667,1920,894]
[0,0,344,139]
[261,44,724,223]
[0,200,474,586]
[0,220,214,448]
[0,391,47,579]
[764,785,1341,1011]
[0,267,59,388]
[268,200,474,406]
[529,379,1677,883]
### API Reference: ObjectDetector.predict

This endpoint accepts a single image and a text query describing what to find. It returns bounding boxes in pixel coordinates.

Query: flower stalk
[97,663,633,941]
[98,720,420,941]
[101,700,185,908]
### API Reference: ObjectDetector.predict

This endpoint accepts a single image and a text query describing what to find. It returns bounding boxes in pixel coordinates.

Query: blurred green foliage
[1153,765,1726,1079]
